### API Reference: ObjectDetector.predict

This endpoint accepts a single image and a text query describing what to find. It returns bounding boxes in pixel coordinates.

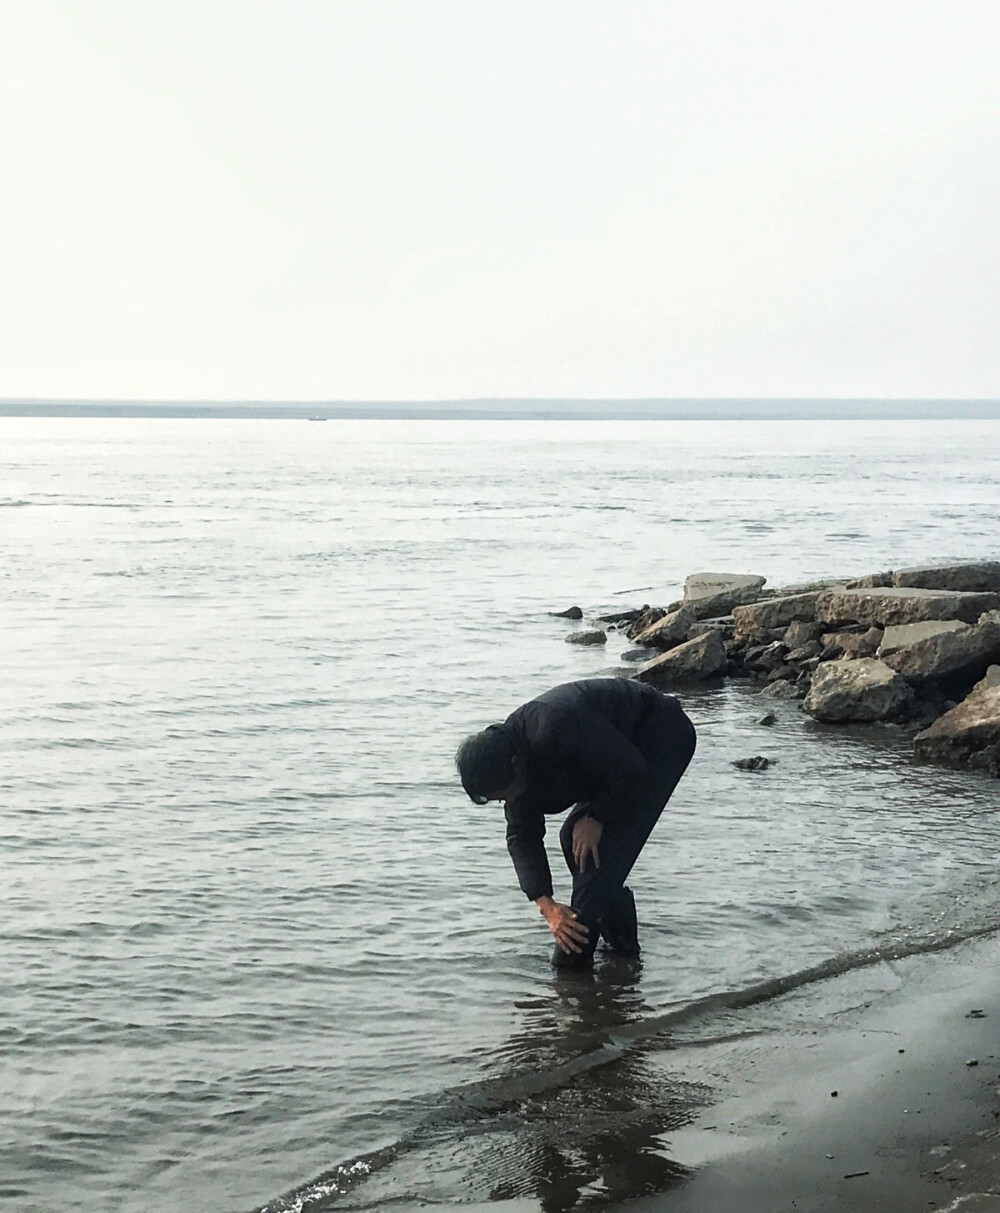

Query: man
[456,677,696,969]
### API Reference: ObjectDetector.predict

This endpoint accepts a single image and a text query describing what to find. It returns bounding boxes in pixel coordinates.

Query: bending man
[456,677,696,969]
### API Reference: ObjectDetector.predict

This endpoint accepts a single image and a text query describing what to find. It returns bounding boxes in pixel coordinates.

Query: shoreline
[630,931,1000,1212]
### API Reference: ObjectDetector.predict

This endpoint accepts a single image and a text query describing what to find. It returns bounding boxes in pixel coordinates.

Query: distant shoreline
[2,398,1000,420]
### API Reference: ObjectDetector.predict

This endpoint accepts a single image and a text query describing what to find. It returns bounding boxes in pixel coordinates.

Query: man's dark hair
[456,727,516,804]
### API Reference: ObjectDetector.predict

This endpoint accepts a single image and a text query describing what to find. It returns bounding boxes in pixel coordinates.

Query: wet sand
[633,932,1000,1213]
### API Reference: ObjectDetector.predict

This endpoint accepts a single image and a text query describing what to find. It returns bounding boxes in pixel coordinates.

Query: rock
[682,572,768,620]
[785,619,826,648]
[761,679,803,700]
[689,616,735,638]
[802,658,917,723]
[914,668,1000,773]
[634,630,727,685]
[620,648,652,662]
[816,587,1000,628]
[820,630,880,660]
[893,562,1000,594]
[550,605,583,620]
[786,641,822,662]
[877,620,969,658]
[566,629,606,645]
[753,641,789,672]
[624,607,666,640]
[733,756,771,771]
[597,607,647,625]
[979,664,1000,689]
[757,713,777,726]
[863,625,885,649]
[732,593,823,643]
[882,616,1000,695]
[632,606,695,650]
[845,571,894,589]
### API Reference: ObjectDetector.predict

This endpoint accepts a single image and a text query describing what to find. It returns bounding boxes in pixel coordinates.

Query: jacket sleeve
[504,796,553,901]
[554,708,651,825]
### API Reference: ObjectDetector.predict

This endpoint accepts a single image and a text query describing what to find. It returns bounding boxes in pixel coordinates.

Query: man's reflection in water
[485,964,705,1212]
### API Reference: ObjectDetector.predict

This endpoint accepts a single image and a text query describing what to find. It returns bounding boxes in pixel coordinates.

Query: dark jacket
[498,678,664,901]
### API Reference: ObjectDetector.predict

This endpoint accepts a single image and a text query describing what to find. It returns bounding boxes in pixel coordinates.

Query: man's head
[456,726,525,804]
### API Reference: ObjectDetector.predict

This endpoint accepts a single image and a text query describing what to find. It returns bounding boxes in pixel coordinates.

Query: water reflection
[478,965,704,1211]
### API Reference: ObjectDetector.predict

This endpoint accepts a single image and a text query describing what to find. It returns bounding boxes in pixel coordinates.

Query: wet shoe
[550,921,598,970]
[600,886,640,956]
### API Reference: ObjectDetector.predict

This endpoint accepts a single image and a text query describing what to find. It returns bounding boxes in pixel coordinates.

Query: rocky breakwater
[571,563,1000,780]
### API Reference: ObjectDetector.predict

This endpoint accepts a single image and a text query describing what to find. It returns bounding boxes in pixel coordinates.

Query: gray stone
[565,629,606,645]
[689,616,735,639]
[624,607,667,640]
[770,579,844,596]
[550,605,583,620]
[815,587,1000,628]
[786,641,822,662]
[634,630,727,685]
[845,571,894,589]
[754,641,789,672]
[732,593,822,643]
[784,619,825,648]
[682,572,768,620]
[757,713,777,726]
[620,648,652,663]
[733,756,771,771]
[820,630,881,660]
[882,615,1000,693]
[760,679,803,700]
[893,562,1000,593]
[632,606,695,650]
[878,619,969,658]
[914,671,1000,772]
[801,658,916,723]
[597,607,646,625]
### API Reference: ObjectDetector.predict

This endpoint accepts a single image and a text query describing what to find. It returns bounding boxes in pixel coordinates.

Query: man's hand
[535,896,591,954]
[571,815,603,873]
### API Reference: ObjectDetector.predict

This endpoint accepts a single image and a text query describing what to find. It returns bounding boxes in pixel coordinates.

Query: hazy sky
[2,1,998,400]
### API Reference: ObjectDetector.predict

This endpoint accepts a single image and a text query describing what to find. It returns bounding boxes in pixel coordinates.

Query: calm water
[3,417,1000,1212]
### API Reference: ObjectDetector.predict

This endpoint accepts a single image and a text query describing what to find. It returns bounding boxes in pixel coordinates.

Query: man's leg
[559,696,696,962]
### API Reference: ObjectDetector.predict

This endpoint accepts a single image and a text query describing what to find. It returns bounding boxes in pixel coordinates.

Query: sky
[1,0,999,401]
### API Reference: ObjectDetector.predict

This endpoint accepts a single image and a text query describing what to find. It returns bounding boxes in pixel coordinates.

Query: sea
[3,413,1000,1213]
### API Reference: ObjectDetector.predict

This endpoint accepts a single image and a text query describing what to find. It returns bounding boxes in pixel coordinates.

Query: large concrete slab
[914,669,1000,773]
[682,572,767,620]
[893,561,1000,593]
[801,658,916,723]
[634,629,727,684]
[882,616,1000,693]
[816,587,1000,628]
[732,592,823,643]
[877,619,968,658]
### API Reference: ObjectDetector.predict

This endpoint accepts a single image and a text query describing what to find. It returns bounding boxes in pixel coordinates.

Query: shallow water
[2,416,999,1212]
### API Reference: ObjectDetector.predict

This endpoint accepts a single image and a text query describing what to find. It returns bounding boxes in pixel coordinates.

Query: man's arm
[504,797,553,900]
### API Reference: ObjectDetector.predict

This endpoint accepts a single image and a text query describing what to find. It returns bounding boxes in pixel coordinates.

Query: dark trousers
[558,693,696,931]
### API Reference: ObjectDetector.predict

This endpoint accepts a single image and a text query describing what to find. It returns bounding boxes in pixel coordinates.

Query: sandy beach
[626,932,1000,1212]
